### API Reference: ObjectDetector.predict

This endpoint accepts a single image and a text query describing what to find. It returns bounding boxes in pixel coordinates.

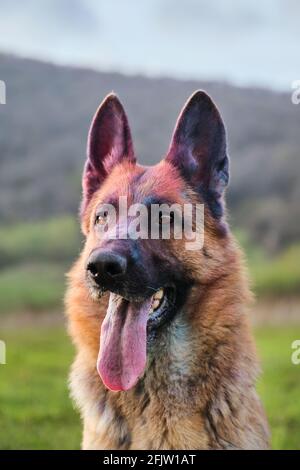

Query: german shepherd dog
[66,91,270,449]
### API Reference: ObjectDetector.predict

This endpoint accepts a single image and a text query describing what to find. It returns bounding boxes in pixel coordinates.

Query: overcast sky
[0,0,299,90]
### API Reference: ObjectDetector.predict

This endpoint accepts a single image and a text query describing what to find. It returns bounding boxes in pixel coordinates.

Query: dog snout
[87,250,127,283]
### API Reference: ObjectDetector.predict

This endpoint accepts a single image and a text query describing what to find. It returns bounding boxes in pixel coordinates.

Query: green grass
[256,327,300,449]
[0,263,65,314]
[0,216,82,313]
[250,245,300,296]
[0,325,299,449]
[0,328,81,450]
[236,231,300,296]
[0,216,81,268]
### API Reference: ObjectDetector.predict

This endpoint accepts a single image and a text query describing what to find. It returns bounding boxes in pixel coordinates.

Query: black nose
[87,251,127,281]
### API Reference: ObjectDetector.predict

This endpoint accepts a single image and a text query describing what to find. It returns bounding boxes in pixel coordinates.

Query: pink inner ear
[165,91,228,219]
[103,147,129,174]
[166,90,227,189]
[81,94,135,215]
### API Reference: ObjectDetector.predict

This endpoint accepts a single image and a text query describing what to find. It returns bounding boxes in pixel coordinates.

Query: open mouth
[97,286,176,392]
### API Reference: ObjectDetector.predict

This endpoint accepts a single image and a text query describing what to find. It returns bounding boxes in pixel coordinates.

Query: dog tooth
[154,289,164,301]
[152,299,160,310]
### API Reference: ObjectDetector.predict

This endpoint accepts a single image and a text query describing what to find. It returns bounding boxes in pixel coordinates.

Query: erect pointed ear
[82,93,135,214]
[166,90,229,218]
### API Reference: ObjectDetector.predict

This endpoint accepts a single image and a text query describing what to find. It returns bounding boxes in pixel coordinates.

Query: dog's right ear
[81,93,135,215]
[166,90,229,218]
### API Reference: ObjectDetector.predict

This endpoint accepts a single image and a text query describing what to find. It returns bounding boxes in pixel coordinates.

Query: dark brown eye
[95,211,108,226]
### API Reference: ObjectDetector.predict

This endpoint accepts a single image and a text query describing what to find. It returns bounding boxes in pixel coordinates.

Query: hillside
[0,53,299,250]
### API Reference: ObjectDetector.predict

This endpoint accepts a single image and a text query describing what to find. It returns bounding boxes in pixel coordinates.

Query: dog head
[80,91,230,392]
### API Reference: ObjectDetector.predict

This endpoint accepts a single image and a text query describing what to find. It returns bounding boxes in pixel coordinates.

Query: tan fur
[65,160,270,450]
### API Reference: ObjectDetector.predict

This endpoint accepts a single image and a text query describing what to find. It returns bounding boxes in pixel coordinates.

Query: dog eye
[95,211,108,225]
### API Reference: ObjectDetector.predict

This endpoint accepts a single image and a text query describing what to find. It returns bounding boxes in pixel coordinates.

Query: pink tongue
[97,294,152,392]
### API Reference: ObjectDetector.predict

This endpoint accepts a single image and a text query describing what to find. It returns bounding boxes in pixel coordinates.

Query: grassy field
[0,216,81,315]
[236,230,300,297]
[0,263,65,313]
[0,328,81,450]
[0,325,299,449]
[256,327,300,449]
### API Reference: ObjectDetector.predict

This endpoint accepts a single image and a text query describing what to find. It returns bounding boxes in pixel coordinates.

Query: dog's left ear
[166,90,229,217]
[81,93,135,215]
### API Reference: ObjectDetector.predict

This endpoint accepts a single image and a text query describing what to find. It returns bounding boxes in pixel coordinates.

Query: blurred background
[0,0,300,450]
